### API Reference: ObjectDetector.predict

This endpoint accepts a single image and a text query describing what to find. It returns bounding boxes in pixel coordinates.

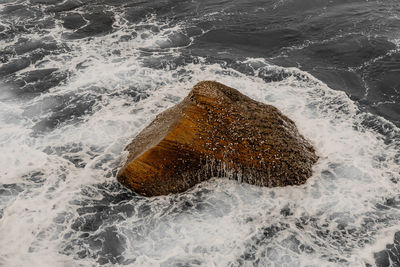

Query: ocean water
[0,0,399,266]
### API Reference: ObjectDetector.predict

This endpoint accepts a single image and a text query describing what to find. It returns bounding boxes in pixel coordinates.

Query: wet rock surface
[1,0,399,265]
[118,81,318,196]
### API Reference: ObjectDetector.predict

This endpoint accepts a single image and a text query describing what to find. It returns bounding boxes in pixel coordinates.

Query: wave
[0,1,399,266]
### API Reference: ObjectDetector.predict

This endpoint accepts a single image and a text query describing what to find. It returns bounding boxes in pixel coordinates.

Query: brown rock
[117,81,318,196]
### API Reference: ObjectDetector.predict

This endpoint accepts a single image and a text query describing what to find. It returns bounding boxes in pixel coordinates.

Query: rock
[117,81,318,196]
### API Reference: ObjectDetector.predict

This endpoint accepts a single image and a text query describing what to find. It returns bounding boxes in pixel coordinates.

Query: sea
[0,0,400,266]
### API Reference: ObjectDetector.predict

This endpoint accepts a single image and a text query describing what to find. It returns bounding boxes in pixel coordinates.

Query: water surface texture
[0,0,400,266]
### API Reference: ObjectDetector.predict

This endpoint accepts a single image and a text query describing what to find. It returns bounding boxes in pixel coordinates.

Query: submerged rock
[118,81,318,196]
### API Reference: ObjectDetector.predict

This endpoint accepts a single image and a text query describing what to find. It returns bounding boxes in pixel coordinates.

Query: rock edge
[117,81,318,196]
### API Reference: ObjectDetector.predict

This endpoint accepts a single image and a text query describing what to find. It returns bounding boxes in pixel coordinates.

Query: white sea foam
[0,6,399,267]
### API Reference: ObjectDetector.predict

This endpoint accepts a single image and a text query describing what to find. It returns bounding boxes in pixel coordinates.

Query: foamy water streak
[0,5,400,267]
[1,57,400,266]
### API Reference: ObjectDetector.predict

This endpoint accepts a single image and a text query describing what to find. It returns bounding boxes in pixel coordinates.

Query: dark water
[0,0,400,266]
